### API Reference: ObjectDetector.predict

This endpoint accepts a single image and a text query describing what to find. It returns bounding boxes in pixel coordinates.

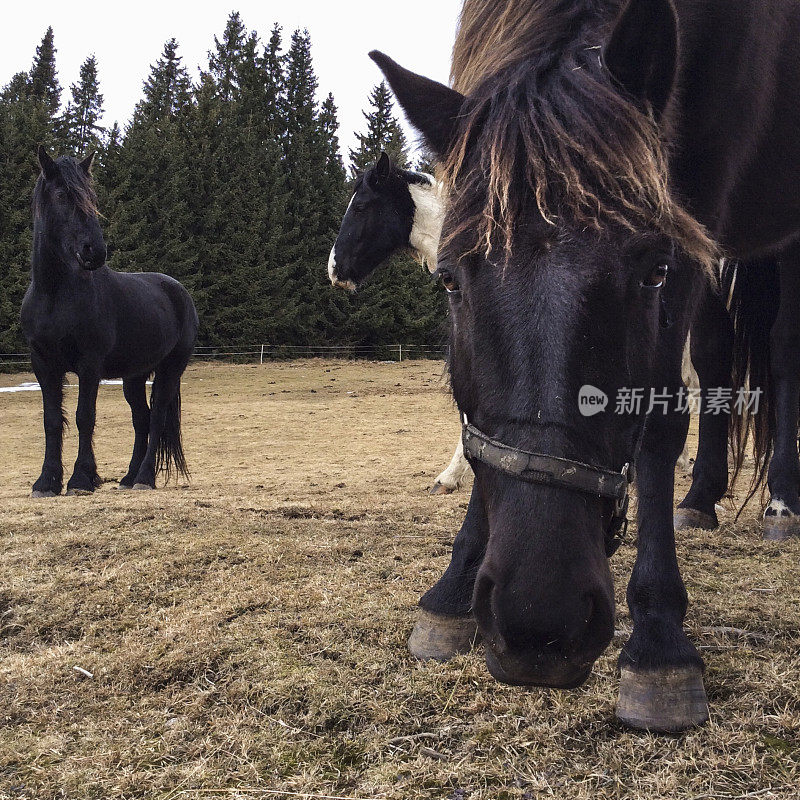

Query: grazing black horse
[328,152,443,290]
[371,0,800,732]
[21,148,198,496]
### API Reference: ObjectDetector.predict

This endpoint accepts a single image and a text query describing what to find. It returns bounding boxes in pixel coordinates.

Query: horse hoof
[674,507,718,531]
[617,665,709,732]
[429,482,456,496]
[31,490,58,498]
[116,484,133,491]
[763,515,800,541]
[65,488,93,497]
[132,483,154,491]
[408,609,479,661]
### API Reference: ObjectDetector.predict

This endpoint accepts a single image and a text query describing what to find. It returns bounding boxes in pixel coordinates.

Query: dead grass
[0,360,798,800]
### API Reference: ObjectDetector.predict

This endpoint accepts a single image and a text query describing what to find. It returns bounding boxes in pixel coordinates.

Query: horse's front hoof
[65,488,94,497]
[674,507,718,532]
[31,490,59,499]
[408,609,479,661]
[116,483,134,491]
[429,482,456,496]
[617,665,709,732]
[132,483,155,491]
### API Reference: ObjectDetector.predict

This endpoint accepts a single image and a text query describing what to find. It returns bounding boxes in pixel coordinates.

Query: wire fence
[0,343,449,372]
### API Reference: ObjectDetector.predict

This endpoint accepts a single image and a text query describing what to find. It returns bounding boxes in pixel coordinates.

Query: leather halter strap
[462,422,633,556]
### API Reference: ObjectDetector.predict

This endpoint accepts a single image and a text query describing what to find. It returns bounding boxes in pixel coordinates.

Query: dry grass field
[1,360,798,800]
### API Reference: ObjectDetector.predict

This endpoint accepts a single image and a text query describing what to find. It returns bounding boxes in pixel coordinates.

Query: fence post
[398,344,403,363]
[260,344,265,365]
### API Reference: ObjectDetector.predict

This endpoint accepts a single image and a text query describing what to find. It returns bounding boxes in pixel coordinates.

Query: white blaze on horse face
[328,193,358,291]
[327,245,337,285]
[408,176,445,273]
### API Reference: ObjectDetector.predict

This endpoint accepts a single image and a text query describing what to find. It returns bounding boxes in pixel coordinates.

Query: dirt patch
[1,361,798,799]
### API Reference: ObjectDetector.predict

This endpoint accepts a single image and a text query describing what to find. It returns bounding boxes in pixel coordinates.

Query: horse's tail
[155,386,190,483]
[727,258,780,511]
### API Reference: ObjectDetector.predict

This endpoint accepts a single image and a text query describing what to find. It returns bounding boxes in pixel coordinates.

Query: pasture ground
[1,360,798,800]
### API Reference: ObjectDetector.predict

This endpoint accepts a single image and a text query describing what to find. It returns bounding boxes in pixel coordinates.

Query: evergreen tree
[349,81,409,177]
[61,55,104,155]
[208,12,247,101]
[104,39,197,300]
[138,38,192,121]
[0,30,64,351]
[28,27,61,114]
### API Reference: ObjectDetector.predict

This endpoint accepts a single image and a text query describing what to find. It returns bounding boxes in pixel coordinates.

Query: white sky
[1,1,462,162]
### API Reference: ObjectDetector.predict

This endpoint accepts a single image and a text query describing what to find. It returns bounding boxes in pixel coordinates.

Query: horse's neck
[407,178,445,272]
[31,227,70,291]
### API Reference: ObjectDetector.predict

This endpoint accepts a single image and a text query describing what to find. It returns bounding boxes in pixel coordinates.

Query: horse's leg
[617,289,709,732]
[409,483,487,660]
[675,287,734,530]
[132,355,188,490]
[66,372,101,495]
[764,247,800,540]
[430,436,472,495]
[31,355,65,498]
[676,339,698,474]
[119,375,151,489]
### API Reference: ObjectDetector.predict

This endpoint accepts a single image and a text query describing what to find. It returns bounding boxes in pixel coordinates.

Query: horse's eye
[439,269,460,293]
[352,203,368,213]
[642,264,669,289]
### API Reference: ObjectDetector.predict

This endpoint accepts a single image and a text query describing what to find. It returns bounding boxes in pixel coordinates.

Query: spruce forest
[0,15,447,353]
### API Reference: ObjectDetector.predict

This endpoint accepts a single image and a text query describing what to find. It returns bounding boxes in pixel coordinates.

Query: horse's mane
[446,0,718,272]
[33,156,98,219]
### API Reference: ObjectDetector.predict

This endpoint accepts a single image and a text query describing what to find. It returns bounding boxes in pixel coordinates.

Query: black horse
[21,148,198,496]
[371,0,800,732]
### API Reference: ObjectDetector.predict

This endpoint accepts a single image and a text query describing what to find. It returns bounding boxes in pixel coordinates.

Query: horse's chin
[332,277,357,292]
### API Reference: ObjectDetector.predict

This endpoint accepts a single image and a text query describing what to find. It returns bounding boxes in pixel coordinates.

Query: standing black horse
[370,0,800,732]
[21,148,198,496]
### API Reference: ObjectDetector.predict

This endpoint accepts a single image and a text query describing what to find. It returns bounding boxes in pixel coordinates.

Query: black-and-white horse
[22,148,198,496]
[328,153,470,493]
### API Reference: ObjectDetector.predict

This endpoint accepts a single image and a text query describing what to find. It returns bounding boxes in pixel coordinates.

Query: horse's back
[674,0,800,253]
[98,269,198,378]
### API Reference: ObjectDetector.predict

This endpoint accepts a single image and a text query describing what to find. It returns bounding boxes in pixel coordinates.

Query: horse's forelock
[58,157,99,217]
[445,0,718,274]
[35,156,99,219]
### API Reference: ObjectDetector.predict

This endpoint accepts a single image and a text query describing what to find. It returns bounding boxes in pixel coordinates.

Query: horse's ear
[604,0,678,119]
[37,145,57,180]
[375,151,391,180]
[79,152,96,174]
[369,51,465,160]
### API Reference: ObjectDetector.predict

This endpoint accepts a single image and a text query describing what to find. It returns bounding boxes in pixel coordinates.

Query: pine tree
[28,27,60,115]
[208,12,247,102]
[0,30,64,351]
[105,39,197,300]
[349,82,409,177]
[138,39,192,121]
[262,24,285,138]
[61,55,104,155]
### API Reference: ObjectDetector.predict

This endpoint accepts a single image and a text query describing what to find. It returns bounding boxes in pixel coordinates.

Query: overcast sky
[2,1,462,161]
